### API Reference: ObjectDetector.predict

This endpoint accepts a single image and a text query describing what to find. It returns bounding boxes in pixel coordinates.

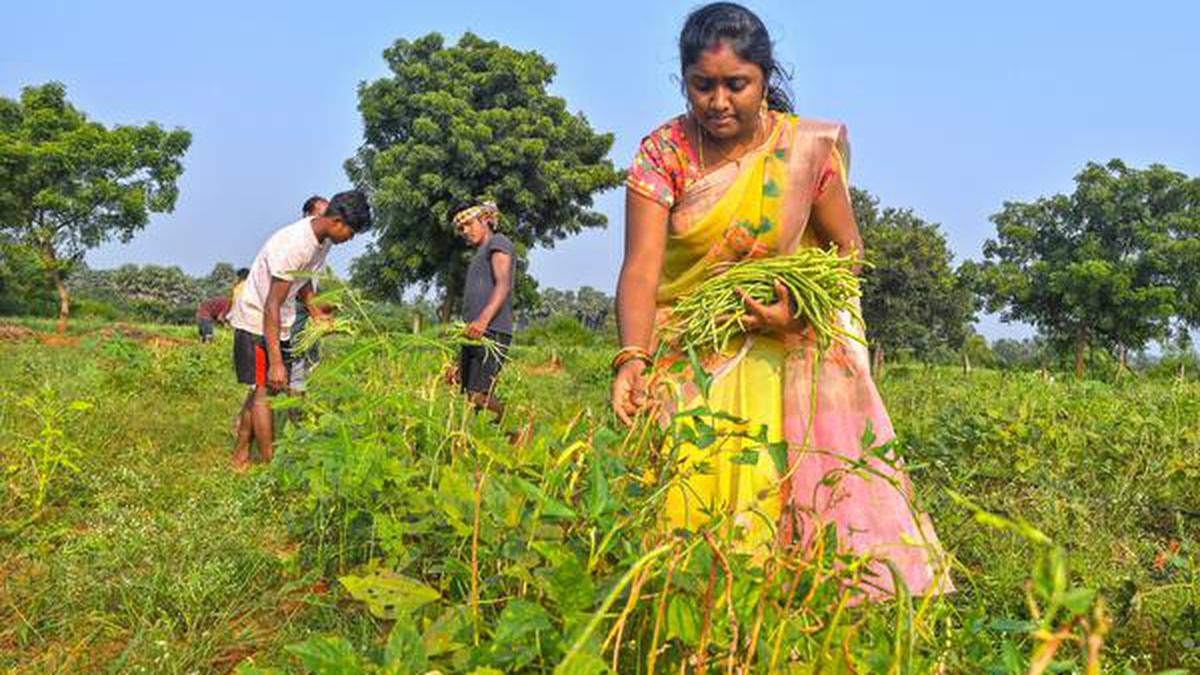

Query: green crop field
[1,317,1197,674]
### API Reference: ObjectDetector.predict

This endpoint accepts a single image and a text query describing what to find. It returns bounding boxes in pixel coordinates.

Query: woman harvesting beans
[611,1,952,598]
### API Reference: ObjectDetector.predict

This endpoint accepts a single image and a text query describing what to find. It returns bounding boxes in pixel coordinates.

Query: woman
[612,2,950,597]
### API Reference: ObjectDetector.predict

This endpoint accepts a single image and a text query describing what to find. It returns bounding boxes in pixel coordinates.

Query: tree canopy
[851,188,977,364]
[977,159,1199,376]
[0,82,191,330]
[346,32,623,313]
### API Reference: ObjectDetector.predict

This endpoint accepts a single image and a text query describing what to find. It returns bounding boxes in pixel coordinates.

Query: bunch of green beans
[663,246,865,354]
[292,315,357,354]
[446,321,507,361]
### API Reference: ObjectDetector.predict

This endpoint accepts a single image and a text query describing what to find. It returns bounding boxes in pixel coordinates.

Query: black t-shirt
[462,233,515,335]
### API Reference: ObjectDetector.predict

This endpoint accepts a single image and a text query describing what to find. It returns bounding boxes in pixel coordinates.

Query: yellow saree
[629,112,951,597]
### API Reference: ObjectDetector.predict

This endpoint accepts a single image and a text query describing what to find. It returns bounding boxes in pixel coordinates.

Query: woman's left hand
[736,281,805,336]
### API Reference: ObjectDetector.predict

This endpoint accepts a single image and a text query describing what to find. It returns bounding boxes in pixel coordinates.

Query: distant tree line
[0,255,239,324]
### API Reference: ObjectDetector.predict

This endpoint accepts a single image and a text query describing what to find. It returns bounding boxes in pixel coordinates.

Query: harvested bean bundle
[663,246,865,354]
[292,316,358,354]
[445,321,507,361]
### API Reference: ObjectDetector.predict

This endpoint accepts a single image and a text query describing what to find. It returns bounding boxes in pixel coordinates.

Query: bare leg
[468,391,505,420]
[250,385,274,464]
[231,388,256,471]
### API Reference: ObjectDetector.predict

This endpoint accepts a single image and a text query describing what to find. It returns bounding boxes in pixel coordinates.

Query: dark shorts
[233,328,292,387]
[460,330,511,395]
[198,318,214,340]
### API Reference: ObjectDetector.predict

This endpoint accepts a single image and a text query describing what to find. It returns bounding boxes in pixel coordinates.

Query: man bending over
[227,190,371,470]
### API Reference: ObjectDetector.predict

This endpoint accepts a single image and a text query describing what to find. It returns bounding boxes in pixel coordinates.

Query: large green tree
[0,234,55,316]
[346,32,623,316]
[978,160,1198,376]
[851,188,978,368]
[0,82,190,331]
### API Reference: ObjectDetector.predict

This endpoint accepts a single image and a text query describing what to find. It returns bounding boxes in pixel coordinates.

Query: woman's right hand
[611,360,650,427]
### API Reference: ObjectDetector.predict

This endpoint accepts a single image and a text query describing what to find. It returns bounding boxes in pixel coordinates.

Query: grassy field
[0,317,1197,673]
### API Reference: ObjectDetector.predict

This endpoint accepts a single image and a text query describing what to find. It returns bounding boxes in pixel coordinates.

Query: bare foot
[231,452,251,473]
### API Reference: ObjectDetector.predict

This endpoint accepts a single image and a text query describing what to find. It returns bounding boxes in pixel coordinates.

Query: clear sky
[3,0,1197,338]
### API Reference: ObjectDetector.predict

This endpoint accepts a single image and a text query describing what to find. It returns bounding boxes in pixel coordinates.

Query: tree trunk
[1116,345,1128,380]
[962,348,972,375]
[412,313,422,334]
[1074,333,1087,379]
[872,345,886,379]
[51,265,70,334]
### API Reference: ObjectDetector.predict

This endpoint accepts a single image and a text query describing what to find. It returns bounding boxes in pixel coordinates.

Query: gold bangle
[611,346,653,373]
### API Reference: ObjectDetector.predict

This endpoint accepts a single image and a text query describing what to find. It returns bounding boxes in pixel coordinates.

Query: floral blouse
[626,112,844,209]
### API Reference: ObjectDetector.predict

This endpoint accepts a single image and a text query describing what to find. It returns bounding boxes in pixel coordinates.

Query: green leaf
[592,425,620,453]
[534,545,595,614]
[765,441,789,475]
[988,617,1035,633]
[284,635,365,673]
[666,594,701,645]
[693,417,717,450]
[587,455,612,520]
[512,476,577,519]
[686,346,712,397]
[554,650,611,675]
[382,618,428,675]
[730,449,759,465]
[1059,587,1097,615]
[232,666,287,675]
[492,599,553,644]
[437,469,476,535]
[422,606,469,657]
[338,570,440,620]
[860,420,876,448]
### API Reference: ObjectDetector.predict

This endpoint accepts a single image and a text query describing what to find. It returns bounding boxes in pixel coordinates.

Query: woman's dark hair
[301,195,327,216]
[679,2,793,112]
[236,267,250,280]
[325,190,373,233]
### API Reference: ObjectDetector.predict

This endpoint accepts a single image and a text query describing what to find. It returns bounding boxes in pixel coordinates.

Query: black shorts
[197,318,214,340]
[460,331,511,395]
[233,329,292,387]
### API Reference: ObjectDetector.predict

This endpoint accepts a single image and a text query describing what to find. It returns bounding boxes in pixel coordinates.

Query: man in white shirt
[229,189,371,471]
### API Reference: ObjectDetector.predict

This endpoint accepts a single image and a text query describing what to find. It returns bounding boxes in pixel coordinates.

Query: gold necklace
[696,115,766,173]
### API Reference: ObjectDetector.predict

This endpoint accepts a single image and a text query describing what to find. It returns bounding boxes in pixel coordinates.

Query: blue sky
[3,0,1197,338]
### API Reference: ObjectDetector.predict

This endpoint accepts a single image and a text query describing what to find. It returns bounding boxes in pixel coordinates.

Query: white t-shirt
[230,217,332,339]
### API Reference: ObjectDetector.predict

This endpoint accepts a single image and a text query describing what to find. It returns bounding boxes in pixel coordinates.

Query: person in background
[195,294,231,343]
[227,190,371,471]
[447,200,515,418]
[230,267,250,307]
[288,196,329,397]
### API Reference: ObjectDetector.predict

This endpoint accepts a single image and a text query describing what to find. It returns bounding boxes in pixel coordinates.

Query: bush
[518,314,599,348]
[72,298,122,321]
